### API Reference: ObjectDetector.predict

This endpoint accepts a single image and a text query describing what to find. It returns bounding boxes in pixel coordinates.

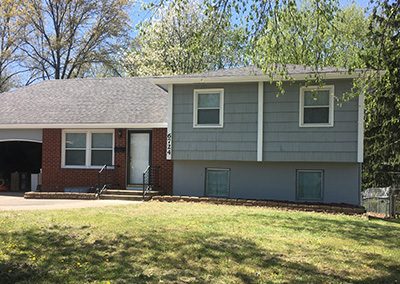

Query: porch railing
[143,166,160,198]
[96,164,118,198]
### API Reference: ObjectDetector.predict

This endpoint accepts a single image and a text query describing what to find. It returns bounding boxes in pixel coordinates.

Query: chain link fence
[362,187,400,218]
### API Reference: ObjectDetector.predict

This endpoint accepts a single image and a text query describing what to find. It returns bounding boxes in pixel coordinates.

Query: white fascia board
[151,72,364,85]
[357,93,365,163]
[0,123,168,129]
[0,138,42,143]
[257,82,264,162]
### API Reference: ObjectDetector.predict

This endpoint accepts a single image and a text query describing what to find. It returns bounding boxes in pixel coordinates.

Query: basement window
[296,170,324,201]
[205,168,230,197]
[62,130,114,168]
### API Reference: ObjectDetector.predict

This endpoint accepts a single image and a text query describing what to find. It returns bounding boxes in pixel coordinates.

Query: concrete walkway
[0,192,141,211]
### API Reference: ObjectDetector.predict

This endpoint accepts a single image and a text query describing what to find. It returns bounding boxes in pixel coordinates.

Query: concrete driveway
[0,193,140,211]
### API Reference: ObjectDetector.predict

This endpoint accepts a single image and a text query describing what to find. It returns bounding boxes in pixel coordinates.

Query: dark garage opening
[0,141,42,192]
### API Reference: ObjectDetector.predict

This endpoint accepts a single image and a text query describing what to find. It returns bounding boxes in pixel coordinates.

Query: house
[152,65,364,205]
[0,78,173,195]
[0,65,364,205]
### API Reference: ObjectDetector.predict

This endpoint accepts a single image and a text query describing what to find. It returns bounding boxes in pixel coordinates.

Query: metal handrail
[143,166,151,198]
[143,166,161,198]
[99,164,108,174]
[96,164,118,198]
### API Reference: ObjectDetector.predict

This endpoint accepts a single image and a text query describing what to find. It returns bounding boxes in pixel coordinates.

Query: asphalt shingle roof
[1,65,357,126]
[0,77,167,125]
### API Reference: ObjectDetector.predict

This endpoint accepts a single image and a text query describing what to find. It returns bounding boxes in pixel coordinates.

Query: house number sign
[166,132,172,159]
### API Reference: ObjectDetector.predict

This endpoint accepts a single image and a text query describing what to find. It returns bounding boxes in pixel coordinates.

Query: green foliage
[251,2,368,88]
[362,0,400,188]
[124,0,248,76]
[0,0,26,92]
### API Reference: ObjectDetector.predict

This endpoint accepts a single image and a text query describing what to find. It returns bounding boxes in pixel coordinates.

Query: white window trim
[296,169,324,201]
[257,82,264,162]
[61,129,115,169]
[205,168,231,197]
[299,85,335,127]
[166,84,173,160]
[357,92,365,163]
[193,88,224,128]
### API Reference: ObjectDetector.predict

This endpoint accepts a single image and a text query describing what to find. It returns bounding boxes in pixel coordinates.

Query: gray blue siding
[173,160,360,205]
[172,79,359,162]
[263,80,358,162]
[173,83,258,160]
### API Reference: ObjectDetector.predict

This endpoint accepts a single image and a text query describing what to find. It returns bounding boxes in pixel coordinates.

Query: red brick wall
[151,128,173,195]
[41,128,173,193]
[41,129,126,191]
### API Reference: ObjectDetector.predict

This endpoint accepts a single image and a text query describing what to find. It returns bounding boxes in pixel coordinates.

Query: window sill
[61,166,115,170]
[299,123,334,128]
[193,125,224,129]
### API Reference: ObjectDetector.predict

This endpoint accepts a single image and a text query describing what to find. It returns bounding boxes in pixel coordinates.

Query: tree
[145,0,369,77]
[124,0,247,76]
[362,0,400,188]
[246,1,370,88]
[0,0,26,92]
[20,0,130,83]
[252,3,368,70]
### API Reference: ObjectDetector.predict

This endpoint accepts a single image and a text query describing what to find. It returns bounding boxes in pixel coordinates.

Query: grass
[0,202,400,283]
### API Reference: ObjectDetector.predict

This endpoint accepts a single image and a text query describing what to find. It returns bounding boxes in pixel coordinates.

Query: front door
[128,132,150,185]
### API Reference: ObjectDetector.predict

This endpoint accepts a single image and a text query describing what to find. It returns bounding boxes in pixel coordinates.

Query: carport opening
[0,141,42,192]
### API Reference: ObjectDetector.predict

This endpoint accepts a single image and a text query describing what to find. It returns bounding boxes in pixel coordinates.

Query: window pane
[198,93,220,108]
[198,109,220,125]
[304,107,329,124]
[65,150,86,166]
[298,171,322,200]
[91,150,112,166]
[92,133,113,148]
[66,133,86,148]
[206,169,230,197]
[304,90,330,106]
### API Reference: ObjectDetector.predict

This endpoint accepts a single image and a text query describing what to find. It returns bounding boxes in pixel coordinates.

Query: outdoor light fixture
[117,129,123,138]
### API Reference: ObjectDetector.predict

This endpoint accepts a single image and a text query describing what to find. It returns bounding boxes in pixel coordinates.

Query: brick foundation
[41,128,172,193]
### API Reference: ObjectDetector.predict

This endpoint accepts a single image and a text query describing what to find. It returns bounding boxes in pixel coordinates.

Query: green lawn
[1,202,399,283]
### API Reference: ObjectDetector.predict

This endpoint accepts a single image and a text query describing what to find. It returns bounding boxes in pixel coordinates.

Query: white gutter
[151,71,365,85]
[0,123,168,129]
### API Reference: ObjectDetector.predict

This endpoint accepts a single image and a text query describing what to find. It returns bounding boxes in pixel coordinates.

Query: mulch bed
[152,195,366,215]
[24,192,96,200]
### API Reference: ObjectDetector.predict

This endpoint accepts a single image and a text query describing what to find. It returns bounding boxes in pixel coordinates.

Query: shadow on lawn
[0,224,399,284]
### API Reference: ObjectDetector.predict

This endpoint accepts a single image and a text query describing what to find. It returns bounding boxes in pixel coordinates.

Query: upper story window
[62,130,114,168]
[299,85,334,127]
[193,89,224,128]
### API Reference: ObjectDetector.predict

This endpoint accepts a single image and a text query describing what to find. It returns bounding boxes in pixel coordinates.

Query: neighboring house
[0,78,173,194]
[153,65,364,205]
[0,65,364,205]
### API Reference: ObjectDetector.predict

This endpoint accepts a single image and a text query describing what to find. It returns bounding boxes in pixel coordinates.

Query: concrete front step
[105,189,160,196]
[99,194,151,201]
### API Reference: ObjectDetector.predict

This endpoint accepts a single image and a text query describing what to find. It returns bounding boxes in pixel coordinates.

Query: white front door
[128,132,150,184]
